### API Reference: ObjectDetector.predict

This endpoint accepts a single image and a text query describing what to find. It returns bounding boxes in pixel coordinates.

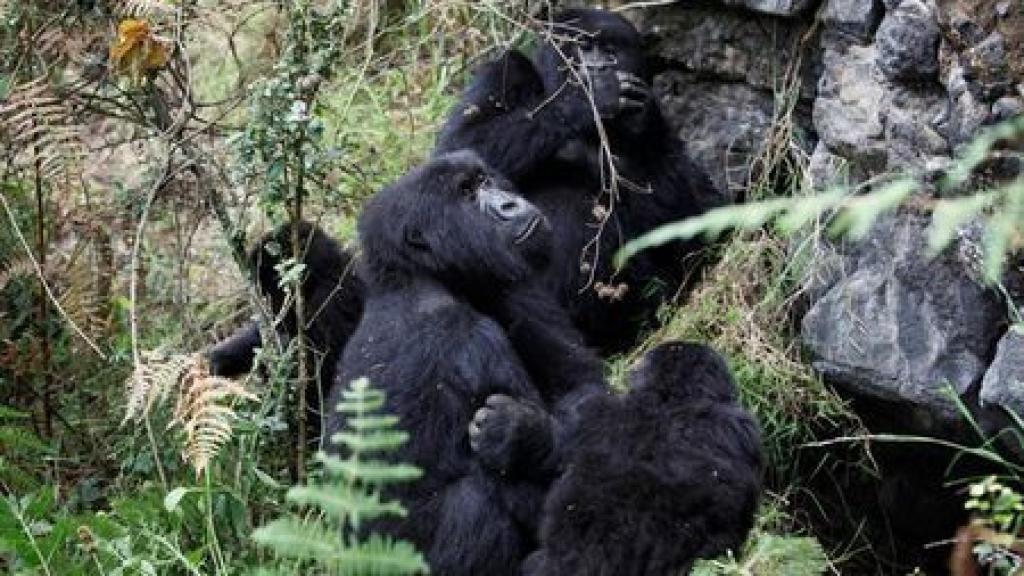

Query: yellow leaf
[109,19,169,84]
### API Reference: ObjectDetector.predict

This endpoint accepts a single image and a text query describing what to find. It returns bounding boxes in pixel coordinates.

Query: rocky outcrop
[640,6,817,197]
[638,0,1022,441]
[981,329,1024,416]
[801,214,1005,424]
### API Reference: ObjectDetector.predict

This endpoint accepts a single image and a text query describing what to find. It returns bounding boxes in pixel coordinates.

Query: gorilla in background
[522,342,764,576]
[435,8,725,354]
[330,150,607,576]
[206,222,364,437]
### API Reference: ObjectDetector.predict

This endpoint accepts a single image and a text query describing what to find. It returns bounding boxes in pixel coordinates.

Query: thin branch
[0,192,106,359]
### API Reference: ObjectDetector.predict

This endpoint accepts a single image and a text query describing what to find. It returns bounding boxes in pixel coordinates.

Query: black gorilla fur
[329,151,606,576]
[436,8,725,354]
[207,222,364,434]
[209,8,723,401]
[523,341,764,576]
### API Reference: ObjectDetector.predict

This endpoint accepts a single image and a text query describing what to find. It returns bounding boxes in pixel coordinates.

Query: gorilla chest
[525,179,628,288]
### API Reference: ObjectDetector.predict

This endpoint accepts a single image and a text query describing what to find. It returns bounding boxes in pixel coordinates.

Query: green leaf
[163,487,195,513]
[251,518,337,559]
[927,192,995,256]
[828,178,917,239]
[331,430,409,453]
[319,457,423,485]
[615,197,794,268]
[285,485,406,521]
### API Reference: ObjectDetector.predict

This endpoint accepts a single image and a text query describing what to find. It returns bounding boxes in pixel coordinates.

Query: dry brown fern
[57,246,109,342]
[117,0,178,17]
[123,351,257,475]
[0,78,85,182]
[123,350,191,423]
[172,357,257,475]
[0,258,34,293]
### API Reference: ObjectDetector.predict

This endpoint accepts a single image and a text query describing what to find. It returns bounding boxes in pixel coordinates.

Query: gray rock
[992,96,1023,121]
[875,0,941,80]
[938,56,992,146]
[948,88,991,148]
[719,0,814,16]
[808,141,853,190]
[970,31,1007,71]
[655,72,789,198]
[801,215,1005,423]
[882,85,950,167]
[980,328,1024,417]
[822,0,882,40]
[813,44,888,170]
[641,6,817,97]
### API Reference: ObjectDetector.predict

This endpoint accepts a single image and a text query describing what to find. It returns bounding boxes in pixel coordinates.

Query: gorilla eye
[459,171,486,197]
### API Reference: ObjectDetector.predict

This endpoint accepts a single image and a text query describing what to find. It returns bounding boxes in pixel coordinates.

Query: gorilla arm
[208,322,262,377]
[434,51,582,182]
[470,283,608,479]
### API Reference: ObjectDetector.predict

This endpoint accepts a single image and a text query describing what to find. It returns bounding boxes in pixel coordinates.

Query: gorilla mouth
[514,216,543,245]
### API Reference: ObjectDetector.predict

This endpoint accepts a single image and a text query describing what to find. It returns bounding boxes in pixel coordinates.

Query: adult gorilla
[330,150,606,576]
[436,8,725,354]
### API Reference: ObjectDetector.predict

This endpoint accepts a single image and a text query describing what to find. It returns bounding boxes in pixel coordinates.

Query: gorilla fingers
[469,394,559,479]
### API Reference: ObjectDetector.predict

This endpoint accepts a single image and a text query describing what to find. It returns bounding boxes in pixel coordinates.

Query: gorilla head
[358,150,552,293]
[630,340,740,404]
[536,9,650,123]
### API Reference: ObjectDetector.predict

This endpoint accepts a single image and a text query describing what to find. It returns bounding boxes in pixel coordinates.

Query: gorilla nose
[498,199,526,219]
[481,187,532,221]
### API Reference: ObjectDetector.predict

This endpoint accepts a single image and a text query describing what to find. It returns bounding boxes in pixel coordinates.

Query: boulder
[821,0,882,41]
[813,44,888,169]
[719,0,815,17]
[980,328,1024,416]
[875,0,941,80]
[801,214,1005,427]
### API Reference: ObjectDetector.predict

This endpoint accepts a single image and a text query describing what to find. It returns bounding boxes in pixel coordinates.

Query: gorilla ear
[404,227,429,251]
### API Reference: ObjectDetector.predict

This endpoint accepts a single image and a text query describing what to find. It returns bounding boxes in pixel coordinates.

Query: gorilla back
[524,342,764,576]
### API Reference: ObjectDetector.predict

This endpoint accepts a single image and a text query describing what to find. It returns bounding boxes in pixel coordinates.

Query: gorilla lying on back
[330,150,605,576]
[521,342,764,576]
[436,8,725,354]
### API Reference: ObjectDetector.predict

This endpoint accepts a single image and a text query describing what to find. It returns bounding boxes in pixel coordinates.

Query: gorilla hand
[469,394,555,475]
[615,71,650,116]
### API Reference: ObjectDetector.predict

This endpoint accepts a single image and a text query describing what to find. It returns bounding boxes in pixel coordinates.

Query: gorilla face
[359,150,552,290]
[537,9,650,121]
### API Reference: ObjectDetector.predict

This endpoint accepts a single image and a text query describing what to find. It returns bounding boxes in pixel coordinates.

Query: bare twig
[0,193,106,359]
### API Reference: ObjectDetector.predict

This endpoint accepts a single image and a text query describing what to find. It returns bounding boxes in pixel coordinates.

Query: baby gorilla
[522,342,764,576]
[330,150,586,576]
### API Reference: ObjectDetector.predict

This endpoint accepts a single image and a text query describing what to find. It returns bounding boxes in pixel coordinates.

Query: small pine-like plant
[252,377,428,575]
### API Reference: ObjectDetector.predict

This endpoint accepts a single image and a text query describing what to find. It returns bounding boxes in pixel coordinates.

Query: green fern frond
[284,485,406,522]
[319,456,423,485]
[0,426,51,455]
[0,406,30,421]
[333,535,432,576]
[251,518,337,560]
[692,535,828,576]
[331,430,410,453]
[253,377,428,574]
